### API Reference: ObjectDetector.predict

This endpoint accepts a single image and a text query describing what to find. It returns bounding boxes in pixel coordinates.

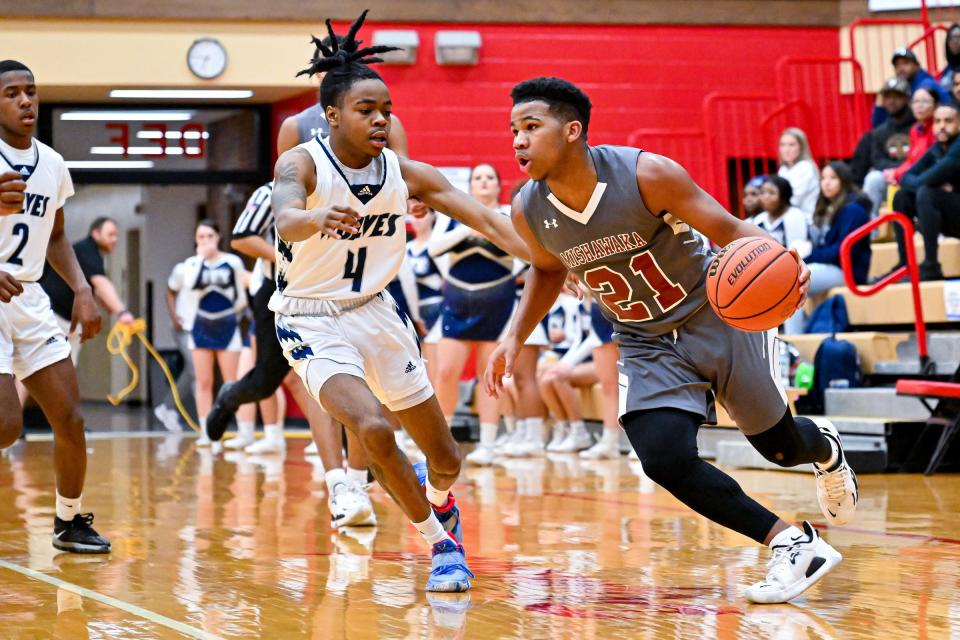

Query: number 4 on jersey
[583,251,686,323]
[343,247,367,292]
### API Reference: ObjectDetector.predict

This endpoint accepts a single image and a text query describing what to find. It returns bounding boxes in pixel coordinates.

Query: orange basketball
[705,237,801,332]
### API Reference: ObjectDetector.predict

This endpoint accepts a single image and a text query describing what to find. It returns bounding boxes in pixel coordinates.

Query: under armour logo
[544,219,558,229]
[357,185,373,196]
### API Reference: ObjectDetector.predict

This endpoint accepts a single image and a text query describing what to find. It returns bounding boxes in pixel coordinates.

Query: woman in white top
[777,127,819,218]
[752,175,809,251]
[167,220,247,442]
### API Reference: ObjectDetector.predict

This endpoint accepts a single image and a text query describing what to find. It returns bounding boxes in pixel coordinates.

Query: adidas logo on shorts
[45,336,60,345]
[404,361,416,374]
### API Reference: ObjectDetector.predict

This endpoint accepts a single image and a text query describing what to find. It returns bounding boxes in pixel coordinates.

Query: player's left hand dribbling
[0,271,24,302]
[791,249,810,310]
[72,287,102,343]
[484,338,520,399]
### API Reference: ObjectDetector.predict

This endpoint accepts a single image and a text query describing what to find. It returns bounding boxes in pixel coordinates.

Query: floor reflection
[0,436,958,638]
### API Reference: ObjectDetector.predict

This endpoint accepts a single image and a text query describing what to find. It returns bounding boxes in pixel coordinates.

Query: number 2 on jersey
[583,252,686,323]
[6,223,28,266]
[343,247,367,292]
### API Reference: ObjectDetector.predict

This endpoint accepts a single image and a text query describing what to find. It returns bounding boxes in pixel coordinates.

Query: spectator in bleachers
[873,47,950,127]
[940,24,960,99]
[753,175,809,250]
[856,78,916,217]
[892,103,960,280]
[952,69,960,106]
[777,128,819,217]
[784,162,871,334]
[885,87,939,186]
[742,175,765,220]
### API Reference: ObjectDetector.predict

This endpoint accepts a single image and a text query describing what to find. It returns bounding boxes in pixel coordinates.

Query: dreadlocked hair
[296,10,399,109]
[511,77,592,139]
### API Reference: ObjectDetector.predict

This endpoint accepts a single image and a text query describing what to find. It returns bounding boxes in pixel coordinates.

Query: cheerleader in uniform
[168,220,247,445]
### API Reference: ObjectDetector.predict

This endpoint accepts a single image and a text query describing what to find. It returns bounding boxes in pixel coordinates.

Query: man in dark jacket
[892,103,960,280]
[854,78,916,216]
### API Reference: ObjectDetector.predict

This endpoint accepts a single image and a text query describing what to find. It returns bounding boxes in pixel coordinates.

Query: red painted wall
[273,22,840,197]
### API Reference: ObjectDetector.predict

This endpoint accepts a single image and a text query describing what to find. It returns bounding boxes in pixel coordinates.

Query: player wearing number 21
[0,60,110,553]
[268,12,528,592]
[485,77,859,604]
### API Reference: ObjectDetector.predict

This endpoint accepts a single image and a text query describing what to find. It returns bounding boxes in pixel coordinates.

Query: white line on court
[0,558,224,640]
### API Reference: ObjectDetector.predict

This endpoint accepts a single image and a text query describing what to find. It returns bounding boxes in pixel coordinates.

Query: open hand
[71,287,103,343]
[314,205,361,238]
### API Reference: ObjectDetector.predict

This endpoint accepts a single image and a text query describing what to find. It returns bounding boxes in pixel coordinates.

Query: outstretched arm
[401,158,529,260]
[271,148,360,242]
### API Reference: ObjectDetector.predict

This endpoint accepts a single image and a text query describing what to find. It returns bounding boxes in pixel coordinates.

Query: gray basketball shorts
[616,304,788,436]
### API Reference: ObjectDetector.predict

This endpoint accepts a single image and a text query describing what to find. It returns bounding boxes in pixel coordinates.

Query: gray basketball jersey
[520,145,713,341]
[296,103,330,144]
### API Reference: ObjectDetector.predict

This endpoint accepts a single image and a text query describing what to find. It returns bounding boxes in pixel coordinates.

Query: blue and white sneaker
[428,535,474,592]
[413,462,462,543]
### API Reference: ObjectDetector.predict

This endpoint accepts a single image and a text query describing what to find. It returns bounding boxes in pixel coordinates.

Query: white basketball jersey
[270,138,408,311]
[0,139,73,281]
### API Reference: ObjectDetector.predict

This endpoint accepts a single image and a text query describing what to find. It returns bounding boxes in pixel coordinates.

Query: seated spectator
[784,162,871,333]
[856,78,916,217]
[885,87,939,186]
[742,175,765,220]
[953,70,960,106]
[777,127,819,217]
[874,48,950,127]
[940,24,960,99]
[753,176,809,250]
[892,103,960,280]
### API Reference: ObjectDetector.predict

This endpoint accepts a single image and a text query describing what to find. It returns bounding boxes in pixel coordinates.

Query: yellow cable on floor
[106,319,200,433]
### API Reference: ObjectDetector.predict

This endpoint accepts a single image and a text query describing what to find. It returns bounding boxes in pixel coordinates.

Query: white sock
[525,417,544,443]
[264,423,283,443]
[601,428,619,446]
[479,422,498,448]
[503,416,516,433]
[514,419,526,438]
[553,420,569,435]
[325,468,347,494]
[199,416,207,431]
[424,475,450,508]
[569,420,586,434]
[413,511,449,546]
[394,430,406,447]
[769,525,805,548]
[237,421,255,439]
[347,467,368,486]
[56,492,81,521]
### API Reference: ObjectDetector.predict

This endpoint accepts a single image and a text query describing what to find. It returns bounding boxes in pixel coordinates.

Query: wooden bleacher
[825,281,953,326]
[869,237,960,281]
[781,332,909,374]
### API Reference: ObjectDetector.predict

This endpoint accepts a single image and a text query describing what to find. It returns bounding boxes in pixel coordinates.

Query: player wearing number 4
[485,77,858,604]
[0,60,110,553]
[269,12,528,592]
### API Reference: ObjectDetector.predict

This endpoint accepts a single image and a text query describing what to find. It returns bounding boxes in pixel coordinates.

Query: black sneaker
[53,514,111,554]
[206,381,240,442]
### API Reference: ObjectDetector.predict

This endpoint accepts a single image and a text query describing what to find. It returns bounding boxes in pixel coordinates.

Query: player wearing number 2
[485,77,857,603]
[0,60,110,553]
[269,12,528,592]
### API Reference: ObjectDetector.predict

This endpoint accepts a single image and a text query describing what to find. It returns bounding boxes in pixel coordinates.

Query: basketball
[706,236,801,332]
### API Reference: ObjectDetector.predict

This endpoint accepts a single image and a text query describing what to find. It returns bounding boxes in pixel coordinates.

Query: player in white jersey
[269,12,528,592]
[0,60,110,553]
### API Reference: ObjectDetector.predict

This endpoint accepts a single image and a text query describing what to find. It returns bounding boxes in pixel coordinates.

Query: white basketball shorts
[0,283,72,380]
[275,291,433,413]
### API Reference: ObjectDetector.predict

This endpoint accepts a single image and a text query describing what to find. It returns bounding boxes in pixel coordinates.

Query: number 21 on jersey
[583,251,686,322]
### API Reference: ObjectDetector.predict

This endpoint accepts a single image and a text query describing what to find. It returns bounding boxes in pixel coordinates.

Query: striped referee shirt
[233,181,275,281]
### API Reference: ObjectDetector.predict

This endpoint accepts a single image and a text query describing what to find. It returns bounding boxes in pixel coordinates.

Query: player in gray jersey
[485,77,858,604]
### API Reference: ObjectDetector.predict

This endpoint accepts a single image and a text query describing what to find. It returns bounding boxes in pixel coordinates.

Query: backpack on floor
[809,336,862,413]
[804,295,850,334]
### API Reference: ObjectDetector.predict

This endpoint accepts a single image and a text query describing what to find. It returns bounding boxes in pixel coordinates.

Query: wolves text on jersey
[557,231,647,270]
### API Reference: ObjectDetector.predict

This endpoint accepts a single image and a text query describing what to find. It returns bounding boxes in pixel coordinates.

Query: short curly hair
[510,77,592,139]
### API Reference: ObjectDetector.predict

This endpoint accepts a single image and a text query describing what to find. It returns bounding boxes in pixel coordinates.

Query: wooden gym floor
[0,434,958,639]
